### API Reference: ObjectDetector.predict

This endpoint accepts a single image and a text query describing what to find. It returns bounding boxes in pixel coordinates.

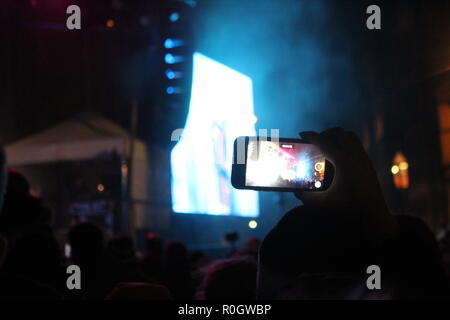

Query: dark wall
[353,0,450,229]
[0,0,177,145]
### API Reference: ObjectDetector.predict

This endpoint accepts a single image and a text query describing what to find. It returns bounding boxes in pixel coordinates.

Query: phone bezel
[231,136,334,192]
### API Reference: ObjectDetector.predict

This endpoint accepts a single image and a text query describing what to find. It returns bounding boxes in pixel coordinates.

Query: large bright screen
[171,52,259,216]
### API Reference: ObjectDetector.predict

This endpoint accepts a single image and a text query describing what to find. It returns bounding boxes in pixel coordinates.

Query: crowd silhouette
[0,165,260,300]
[0,129,449,300]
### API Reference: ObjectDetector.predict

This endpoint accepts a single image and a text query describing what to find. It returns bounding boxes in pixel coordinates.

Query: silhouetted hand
[295,128,398,246]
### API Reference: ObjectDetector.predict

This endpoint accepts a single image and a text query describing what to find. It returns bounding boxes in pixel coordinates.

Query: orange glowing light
[392,152,409,189]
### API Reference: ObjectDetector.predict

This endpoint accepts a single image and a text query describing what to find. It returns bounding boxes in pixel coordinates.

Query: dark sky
[1,0,445,145]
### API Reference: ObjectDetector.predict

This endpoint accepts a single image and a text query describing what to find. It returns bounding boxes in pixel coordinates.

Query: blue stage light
[164,38,174,49]
[171,53,259,217]
[166,86,175,94]
[165,53,183,64]
[169,12,180,22]
[164,38,184,49]
[166,69,176,79]
[165,53,175,64]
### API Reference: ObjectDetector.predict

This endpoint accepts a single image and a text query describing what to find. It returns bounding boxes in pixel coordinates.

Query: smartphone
[231,136,333,192]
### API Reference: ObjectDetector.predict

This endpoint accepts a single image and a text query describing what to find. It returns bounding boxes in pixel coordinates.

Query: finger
[300,131,335,161]
[315,129,347,166]
[299,131,336,164]
[320,127,348,153]
[299,131,318,142]
[320,127,345,136]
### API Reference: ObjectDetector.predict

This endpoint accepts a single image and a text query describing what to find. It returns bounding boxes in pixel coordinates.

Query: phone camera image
[245,140,326,189]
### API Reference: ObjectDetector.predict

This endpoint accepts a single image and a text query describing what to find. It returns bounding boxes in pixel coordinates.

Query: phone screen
[245,140,326,189]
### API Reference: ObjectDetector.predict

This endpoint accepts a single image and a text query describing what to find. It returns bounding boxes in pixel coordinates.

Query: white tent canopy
[5,113,147,166]
[5,112,150,230]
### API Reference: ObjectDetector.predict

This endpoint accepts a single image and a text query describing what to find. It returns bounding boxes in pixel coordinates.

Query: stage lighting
[106,19,115,28]
[399,161,409,170]
[164,38,184,49]
[166,70,176,79]
[165,69,182,80]
[166,86,182,94]
[249,220,258,229]
[391,165,399,174]
[392,153,409,189]
[165,53,175,64]
[314,181,322,188]
[169,12,180,22]
[166,86,175,94]
[165,53,183,64]
[164,38,174,49]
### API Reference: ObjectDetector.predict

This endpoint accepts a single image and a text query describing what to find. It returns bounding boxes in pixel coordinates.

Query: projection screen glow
[171,52,259,216]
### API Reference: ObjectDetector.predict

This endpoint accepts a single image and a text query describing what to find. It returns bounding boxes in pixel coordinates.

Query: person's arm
[257,128,448,299]
[294,128,399,246]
